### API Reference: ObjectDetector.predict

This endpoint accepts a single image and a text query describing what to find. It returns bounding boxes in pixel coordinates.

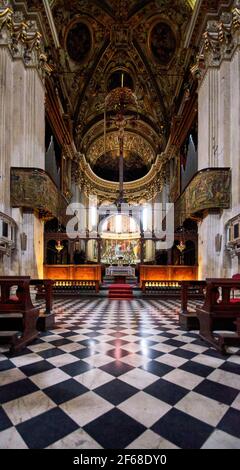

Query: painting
[66,22,92,63]
[150,22,176,65]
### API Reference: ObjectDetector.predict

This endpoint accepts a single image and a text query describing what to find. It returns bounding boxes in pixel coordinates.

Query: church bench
[0,278,39,352]
[179,281,206,329]
[196,279,240,354]
[30,279,55,330]
[0,276,55,331]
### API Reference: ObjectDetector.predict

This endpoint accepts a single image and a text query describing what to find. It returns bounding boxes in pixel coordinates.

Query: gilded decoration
[175,169,231,228]
[51,0,192,152]
[0,3,50,77]
[87,132,155,167]
[192,5,240,82]
[72,154,167,203]
[10,168,68,224]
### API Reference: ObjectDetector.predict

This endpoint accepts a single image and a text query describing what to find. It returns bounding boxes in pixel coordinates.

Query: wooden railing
[53,280,100,294]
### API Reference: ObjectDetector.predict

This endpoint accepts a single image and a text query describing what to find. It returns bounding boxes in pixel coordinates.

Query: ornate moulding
[11,168,68,224]
[226,213,240,258]
[0,2,50,79]
[86,131,156,167]
[191,3,240,82]
[0,211,16,257]
[72,153,168,203]
[175,168,231,228]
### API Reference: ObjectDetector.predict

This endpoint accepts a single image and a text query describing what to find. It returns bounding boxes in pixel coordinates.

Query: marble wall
[0,4,45,277]
[197,11,240,278]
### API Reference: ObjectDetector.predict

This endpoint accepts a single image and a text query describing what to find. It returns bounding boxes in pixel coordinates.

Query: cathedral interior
[0,0,240,451]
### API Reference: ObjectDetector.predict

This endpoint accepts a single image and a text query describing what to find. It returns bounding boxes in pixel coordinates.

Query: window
[234,224,239,240]
[2,222,8,238]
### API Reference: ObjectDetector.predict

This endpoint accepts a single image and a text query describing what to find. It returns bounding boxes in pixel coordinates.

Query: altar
[106,266,135,277]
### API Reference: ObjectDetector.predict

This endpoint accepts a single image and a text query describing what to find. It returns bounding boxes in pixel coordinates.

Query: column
[0,48,12,213]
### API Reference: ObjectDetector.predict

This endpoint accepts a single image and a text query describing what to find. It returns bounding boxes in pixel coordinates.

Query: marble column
[0,48,12,214]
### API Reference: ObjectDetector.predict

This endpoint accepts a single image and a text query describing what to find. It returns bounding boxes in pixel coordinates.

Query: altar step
[108,284,134,299]
[103,275,138,286]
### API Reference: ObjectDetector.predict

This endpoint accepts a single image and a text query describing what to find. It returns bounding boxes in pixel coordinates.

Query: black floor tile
[100,361,134,377]
[72,348,97,360]
[152,408,213,449]
[50,339,72,347]
[38,348,64,359]
[219,361,240,375]
[145,378,188,405]
[0,360,15,372]
[0,407,12,431]
[170,349,197,360]
[141,361,174,377]
[218,408,240,438]
[194,379,239,406]
[44,379,88,405]
[17,408,78,449]
[84,408,146,449]
[0,379,39,404]
[60,361,92,377]
[180,361,214,378]
[20,361,55,377]
[107,349,130,360]
[94,379,138,406]
[164,339,187,348]
[139,348,163,359]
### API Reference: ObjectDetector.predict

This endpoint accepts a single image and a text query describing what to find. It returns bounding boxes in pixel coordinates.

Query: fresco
[66,22,91,63]
[150,22,176,65]
[175,169,231,227]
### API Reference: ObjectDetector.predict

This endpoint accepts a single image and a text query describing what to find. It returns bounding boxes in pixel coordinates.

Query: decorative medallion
[150,22,176,65]
[66,22,92,63]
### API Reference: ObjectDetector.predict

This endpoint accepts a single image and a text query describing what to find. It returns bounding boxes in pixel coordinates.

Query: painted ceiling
[26,0,196,182]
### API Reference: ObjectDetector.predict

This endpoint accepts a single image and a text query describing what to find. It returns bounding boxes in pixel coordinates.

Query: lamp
[176,227,186,265]
[55,239,64,252]
[176,239,186,253]
[55,221,64,253]
[104,73,138,209]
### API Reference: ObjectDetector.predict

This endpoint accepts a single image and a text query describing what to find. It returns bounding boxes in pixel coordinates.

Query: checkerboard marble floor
[0,297,240,449]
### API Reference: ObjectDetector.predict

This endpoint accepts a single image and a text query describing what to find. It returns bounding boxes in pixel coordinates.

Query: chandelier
[104,73,138,208]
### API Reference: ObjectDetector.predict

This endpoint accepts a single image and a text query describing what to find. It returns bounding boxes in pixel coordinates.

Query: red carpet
[108,284,133,299]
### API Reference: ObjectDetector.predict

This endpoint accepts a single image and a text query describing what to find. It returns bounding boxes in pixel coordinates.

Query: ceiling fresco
[22,0,196,184]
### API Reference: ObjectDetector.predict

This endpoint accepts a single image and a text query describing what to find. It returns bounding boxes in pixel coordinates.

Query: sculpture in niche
[150,22,176,65]
[66,22,91,63]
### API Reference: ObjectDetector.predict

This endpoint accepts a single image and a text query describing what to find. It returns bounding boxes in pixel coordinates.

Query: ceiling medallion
[66,21,92,63]
[149,22,176,65]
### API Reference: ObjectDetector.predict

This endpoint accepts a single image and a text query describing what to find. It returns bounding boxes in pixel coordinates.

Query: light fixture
[55,239,64,253]
[177,239,186,253]
[104,73,138,210]
[55,221,64,252]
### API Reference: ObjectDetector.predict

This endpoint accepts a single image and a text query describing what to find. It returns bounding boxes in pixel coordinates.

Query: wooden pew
[0,278,39,352]
[0,276,55,331]
[30,279,55,330]
[179,281,206,330]
[196,278,240,354]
